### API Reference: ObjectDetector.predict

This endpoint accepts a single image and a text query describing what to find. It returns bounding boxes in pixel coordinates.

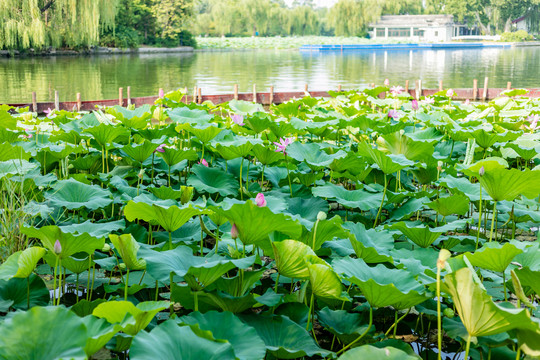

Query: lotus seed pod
[317,211,327,221]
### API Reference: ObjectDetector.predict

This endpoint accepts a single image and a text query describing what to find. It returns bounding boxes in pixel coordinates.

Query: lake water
[1,46,540,103]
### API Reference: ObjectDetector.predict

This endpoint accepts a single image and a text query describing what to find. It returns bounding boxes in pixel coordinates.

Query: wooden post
[253,84,257,103]
[415,80,422,99]
[405,80,409,92]
[234,84,239,100]
[269,86,274,105]
[197,87,202,104]
[438,80,443,91]
[507,81,512,90]
[76,93,81,112]
[119,87,123,106]
[193,86,197,104]
[482,77,489,101]
[473,79,478,100]
[304,84,308,92]
[371,83,375,88]
[337,84,342,92]
[31,92,37,113]
[54,90,59,111]
[127,86,131,106]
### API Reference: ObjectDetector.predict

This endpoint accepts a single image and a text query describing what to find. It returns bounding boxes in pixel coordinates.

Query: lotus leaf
[338,345,420,360]
[465,242,522,273]
[312,182,383,210]
[187,164,238,196]
[44,178,113,210]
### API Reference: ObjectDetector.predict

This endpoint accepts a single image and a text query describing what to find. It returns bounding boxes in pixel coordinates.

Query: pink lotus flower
[159,89,165,98]
[231,223,239,239]
[464,99,470,106]
[255,193,267,207]
[422,97,435,105]
[479,166,485,177]
[446,89,454,97]
[154,144,165,153]
[384,79,390,86]
[390,86,404,96]
[231,114,244,126]
[199,158,209,167]
[411,99,419,111]
[44,108,55,118]
[526,114,540,131]
[274,138,293,155]
[54,240,62,255]
[388,109,402,120]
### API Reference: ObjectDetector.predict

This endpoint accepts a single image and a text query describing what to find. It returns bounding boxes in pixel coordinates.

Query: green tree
[152,0,194,41]
[0,0,119,50]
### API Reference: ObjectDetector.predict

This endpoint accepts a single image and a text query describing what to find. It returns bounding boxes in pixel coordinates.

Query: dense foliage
[0,87,539,359]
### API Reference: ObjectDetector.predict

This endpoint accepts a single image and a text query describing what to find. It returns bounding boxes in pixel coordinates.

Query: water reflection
[0,47,538,103]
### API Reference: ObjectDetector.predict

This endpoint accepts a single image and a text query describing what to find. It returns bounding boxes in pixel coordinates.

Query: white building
[369,15,455,42]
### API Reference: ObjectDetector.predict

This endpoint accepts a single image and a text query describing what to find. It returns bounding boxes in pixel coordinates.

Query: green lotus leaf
[107,104,151,129]
[83,123,130,149]
[21,225,105,259]
[240,315,331,359]
[307,261,345,301]
[377,131,434,162]
[228,100,265,115]
[514,267,540,295]
[171,283,257,313]
[465,128,522,149]
[178,123,223,144]
[187,164,238,197]
[391,219,470,248]
[178,311,266,360]
[82,315,122,357]
[215,138,257,160]
[124,201,209,233]
[0,306,88,360]
[169,107,213,125]
[92,300,169,336]
[272,240,316,280]
[0,159,38,176]
[59,219,125,238]
[312,182,383,210]
[479,168,540,201]
[43,252,91,274]
[44,178,113,211]
[252,144,284,165]
[516,319,540,357]
[148,186,183,200]
[42,144,84,160]
[317,307,371,344]
[444,267,536,338]
[0,247,46,280]
[345,222,393,263]
[440,175,491,201]
[0,143,31,161]
[0,110,18,129]
[358,142,414,174]
[426,194,470,216]
[504,142,539,161]
[244,114,273,133]
[157,147,198,166]
[142,245,255,287]
[333,257,430,309]
[121,140,159,164]
[286,141,347,167]
[109,234,147,271]
[0,274,49,310]
[212,200,302,253]
[338,345,420,360]
[465,242,522,273]
[130,320,236,360]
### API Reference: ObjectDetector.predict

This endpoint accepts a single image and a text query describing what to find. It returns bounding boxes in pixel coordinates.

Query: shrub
[500,30,533,42]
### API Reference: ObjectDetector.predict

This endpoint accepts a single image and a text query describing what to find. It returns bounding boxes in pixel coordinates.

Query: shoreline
[0,46,194,57]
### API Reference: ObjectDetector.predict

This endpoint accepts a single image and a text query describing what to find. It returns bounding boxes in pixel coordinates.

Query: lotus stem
[76,273,79,304]
[312,219,320,250]
[261,164,266,191]
[306,292,314,331]
[89,259,96,300]
[437,265,443,360]
[52,255,59,305]
[285,154,292,198]
[384,308,410,337]
[124,268,130,301]
[476,183,483,250]
[503,271,507,302]
[337,306,373,355]
[86,256,92,301]
[464,334,472,359]
[27,277,30,309]
[489,201,498,242]
[168,231,173,250]
[194,291,199,312]
[274,272,280,293]
[155,280,159,301]
[239,157,244,200]
[374,173,388,228]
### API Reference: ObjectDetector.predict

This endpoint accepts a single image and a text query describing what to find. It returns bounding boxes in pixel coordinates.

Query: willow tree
[0,0,119,50]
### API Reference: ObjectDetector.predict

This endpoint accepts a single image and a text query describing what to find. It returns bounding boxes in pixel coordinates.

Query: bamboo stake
[31,92,37,113]
[253,84,257,103]
[234,84,239,100]
[507,81,512,90]
[118,87,123,106]
[405,80,409,92]
[127,86,131,106]
[337,84,342,92]
[473,79,478,100]
[193,86,197,104]
[482,77,489,101]
[438,80,443,91]
[76,93,81,112]
[269,86,274,105]
[198,87,202,104]
[54,91,59,111]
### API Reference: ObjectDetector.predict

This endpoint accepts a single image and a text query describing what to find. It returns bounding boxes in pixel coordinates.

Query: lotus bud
[153,106,165,121]
[255,193,267,207]
[138,168,145,179]
[384,79,390,86]
[154,144,165,153]
[317,211,327,221]
[159,88,165,99]
[118,263,126,271]
[479,166,485,177]
[231,223,239,239]
[198,158,209,167]
[437,249,451,269]
[180,186,194,204]
[411,99,419,111]
[437,160,443,172]
[101,243,111,252]
[54,240,62,255]
[446,89,454,97]
[443,308,455,318]
[464,99,470,106]
[22,112,33,122]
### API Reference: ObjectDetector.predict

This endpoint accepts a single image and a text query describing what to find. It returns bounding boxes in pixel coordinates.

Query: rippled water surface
[2,47,540,103]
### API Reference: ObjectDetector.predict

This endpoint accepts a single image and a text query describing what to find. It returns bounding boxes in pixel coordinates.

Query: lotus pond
[0,87,540,360]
